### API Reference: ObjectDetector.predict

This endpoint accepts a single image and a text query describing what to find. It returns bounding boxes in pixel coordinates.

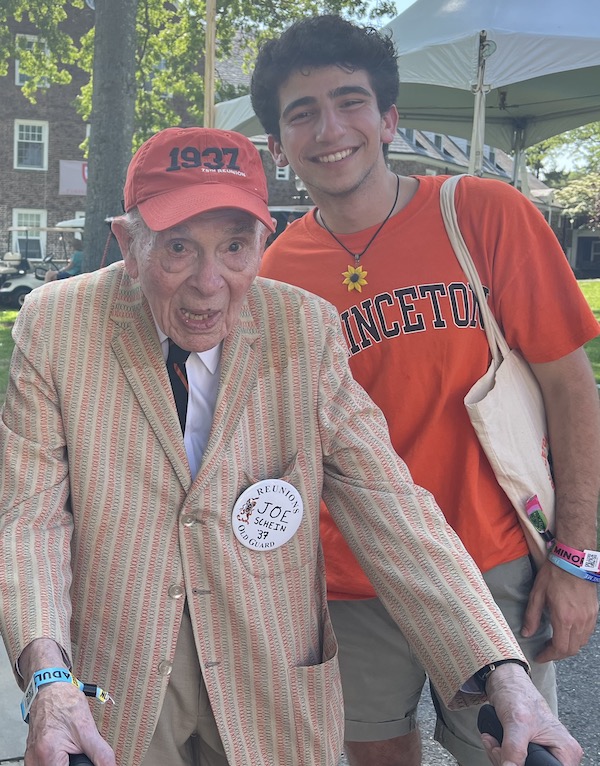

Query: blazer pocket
[233,451,317,578]
[287,628,344,765]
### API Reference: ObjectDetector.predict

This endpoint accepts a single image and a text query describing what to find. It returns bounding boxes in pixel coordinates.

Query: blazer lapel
[110,290,191,489]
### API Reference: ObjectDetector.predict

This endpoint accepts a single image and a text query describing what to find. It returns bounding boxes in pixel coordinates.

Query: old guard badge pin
[232,480,304,551]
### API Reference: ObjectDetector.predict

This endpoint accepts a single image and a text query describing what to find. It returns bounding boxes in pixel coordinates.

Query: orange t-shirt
[260,175,600,599]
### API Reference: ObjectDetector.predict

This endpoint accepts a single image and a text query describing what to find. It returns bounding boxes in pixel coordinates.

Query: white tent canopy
[215,94,263,137]
[384,0,600,172]
[216,0,600,175]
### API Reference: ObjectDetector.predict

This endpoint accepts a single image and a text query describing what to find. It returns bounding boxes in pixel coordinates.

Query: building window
[403,128,414,142]
[14,120,48,170]
[275,165,290,181]
[15,34,36,86]
[15,34,49,87]
[434,134,443,149]
[12,209,48,258]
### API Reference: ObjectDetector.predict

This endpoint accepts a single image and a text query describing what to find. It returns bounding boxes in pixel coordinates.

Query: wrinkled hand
[24,682,115,766]
[522,560,598,662]
[483,663,582,766]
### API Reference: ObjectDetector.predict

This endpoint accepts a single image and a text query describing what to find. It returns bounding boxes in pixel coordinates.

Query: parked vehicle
[0,225,83,308]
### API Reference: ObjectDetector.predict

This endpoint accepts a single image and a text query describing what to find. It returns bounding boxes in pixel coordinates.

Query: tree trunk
[84,0,138,272]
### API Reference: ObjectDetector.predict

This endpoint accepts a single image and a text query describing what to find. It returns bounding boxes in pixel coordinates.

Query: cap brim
[137,183,275,232]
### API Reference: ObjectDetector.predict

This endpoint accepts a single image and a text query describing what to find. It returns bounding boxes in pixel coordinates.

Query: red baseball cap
[123,127,275,232]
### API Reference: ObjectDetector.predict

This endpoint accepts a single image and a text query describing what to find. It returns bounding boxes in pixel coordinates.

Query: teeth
[318,149,353,163]
[183,309,210,320]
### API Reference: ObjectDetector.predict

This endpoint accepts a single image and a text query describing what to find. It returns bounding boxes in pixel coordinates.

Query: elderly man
[0,127,582,766]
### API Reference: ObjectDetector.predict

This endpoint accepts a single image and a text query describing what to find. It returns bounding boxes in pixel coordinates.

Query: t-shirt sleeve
[455,177,599,363]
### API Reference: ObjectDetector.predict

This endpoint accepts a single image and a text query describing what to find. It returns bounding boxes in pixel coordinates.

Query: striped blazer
[0,263,522,765]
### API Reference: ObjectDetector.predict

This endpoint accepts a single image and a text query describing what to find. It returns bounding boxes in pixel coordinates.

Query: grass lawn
[0,309,17,401]
[577,279,600,383]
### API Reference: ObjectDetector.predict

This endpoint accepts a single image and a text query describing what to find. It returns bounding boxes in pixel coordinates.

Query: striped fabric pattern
[0,263,522,766]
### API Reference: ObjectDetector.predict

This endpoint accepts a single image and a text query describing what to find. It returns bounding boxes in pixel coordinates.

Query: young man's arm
[523,347,600,660]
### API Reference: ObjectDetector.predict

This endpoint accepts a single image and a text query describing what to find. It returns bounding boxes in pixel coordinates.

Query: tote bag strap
[439,175,511,366]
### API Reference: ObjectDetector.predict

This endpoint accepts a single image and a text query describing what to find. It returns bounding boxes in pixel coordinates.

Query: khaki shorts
[328,556,556,766]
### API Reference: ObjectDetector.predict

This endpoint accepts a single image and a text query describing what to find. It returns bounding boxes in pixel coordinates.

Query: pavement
[0,642,27,762]
[1,621,599,765]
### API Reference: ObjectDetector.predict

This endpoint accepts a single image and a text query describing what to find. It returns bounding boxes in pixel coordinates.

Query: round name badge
[232,479,304,551]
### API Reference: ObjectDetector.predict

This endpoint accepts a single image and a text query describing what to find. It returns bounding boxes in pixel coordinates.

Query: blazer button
[157,660,173,676]
[168,584,184,599]
[181,514,197,527]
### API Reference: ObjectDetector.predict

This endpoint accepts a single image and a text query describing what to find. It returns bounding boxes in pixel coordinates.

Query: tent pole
[512,128,524,186]
[468,87,486,175]
[204,0,217,128]
[468,32,497,177]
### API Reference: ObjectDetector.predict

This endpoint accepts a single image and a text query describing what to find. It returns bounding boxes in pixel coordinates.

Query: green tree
[525,123,600,231]
[84,0,139,273]
[3,0,397,267]
[555,174,600,229]
[5,0,397,146]
[525,122,600,183]
[555,123,600,172]
[0,1,82,99]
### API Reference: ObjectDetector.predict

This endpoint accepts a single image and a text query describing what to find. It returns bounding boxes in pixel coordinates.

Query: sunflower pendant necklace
[318,174,400,292]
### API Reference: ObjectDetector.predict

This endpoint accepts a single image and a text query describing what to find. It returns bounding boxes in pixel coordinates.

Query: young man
[253,15,600,766]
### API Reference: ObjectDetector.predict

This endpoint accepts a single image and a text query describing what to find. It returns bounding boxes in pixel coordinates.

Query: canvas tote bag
[439,175,555,567]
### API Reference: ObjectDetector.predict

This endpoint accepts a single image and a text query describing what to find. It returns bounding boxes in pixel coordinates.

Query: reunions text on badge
[232,479,304,551]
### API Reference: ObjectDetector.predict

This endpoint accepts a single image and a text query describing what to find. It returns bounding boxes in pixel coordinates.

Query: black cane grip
[69,755,94,766]
[477,704,563,766]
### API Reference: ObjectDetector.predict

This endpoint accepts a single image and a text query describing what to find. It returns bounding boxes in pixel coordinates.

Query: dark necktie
[166,340,190,433]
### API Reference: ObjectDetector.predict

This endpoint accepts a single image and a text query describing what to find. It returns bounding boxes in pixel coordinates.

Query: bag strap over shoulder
[439,175,510,366]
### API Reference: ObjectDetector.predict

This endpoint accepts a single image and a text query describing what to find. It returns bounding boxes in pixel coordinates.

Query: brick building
[0,8,93,259]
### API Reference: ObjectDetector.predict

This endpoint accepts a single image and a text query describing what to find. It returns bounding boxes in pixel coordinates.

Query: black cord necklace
[318,174,400,291]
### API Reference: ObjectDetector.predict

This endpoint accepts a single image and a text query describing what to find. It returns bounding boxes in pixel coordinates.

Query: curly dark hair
[250,15,399,139]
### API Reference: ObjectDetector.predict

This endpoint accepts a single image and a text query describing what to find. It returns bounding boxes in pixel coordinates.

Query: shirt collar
[155,322,221,375]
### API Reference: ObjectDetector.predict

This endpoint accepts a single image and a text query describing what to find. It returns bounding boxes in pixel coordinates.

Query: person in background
[45,234,84,281]
[0,126,584,766]
[253,15,600,766]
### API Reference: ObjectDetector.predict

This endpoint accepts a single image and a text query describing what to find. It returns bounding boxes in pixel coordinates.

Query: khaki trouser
[142,605,229,766]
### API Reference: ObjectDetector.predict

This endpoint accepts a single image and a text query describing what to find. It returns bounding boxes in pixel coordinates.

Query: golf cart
[0,224,83,308]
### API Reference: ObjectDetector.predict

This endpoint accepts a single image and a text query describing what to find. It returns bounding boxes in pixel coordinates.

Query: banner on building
[59,160,88,196]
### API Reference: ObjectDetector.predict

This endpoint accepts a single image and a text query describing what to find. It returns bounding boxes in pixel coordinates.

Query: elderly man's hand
[483,663,583,766]
[24,682,115,766]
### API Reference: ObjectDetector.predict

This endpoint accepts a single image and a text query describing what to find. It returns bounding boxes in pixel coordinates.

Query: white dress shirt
[157,326,221,478]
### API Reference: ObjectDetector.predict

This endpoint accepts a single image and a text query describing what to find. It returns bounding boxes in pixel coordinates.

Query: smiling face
[117,209,268,352]
[269,66,398,203]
